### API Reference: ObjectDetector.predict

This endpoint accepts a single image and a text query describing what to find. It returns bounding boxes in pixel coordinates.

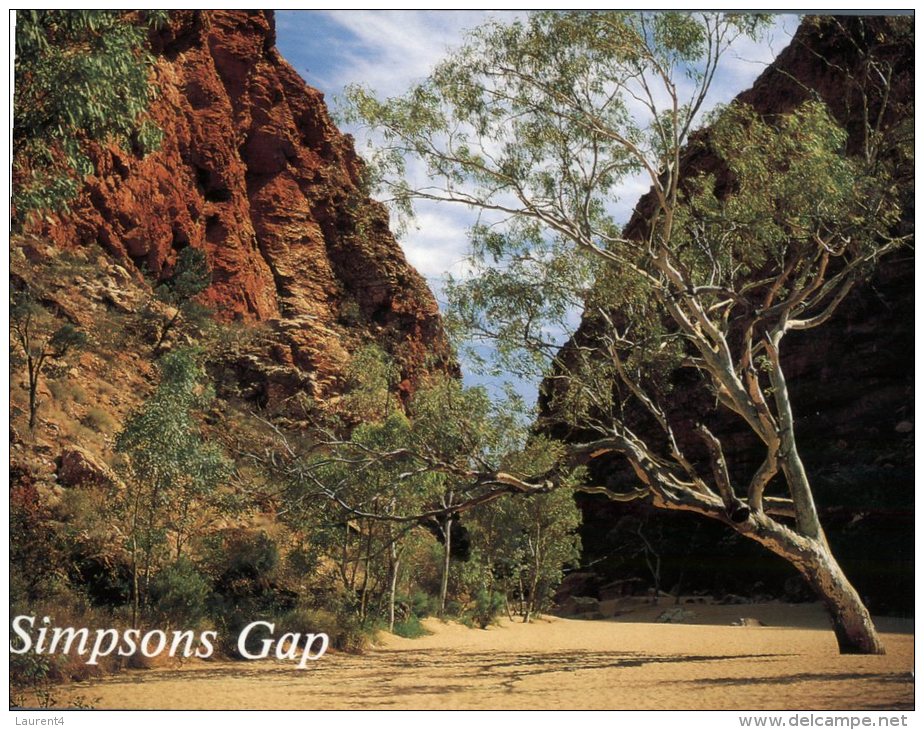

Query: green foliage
[290,355,585,627]
[48,323,88,354]
[203,531,304,657]
[406,589,439,618]
[306,370,531,524]
[275,607,338,638]
[208,530,280,584]
[346,12,765,223]
[344,11,904,398]
[338,344,402,422]
[445,224,595,380]
[115,348,230,617]
[10,473,68,603]
[11,290,87,355]
[117,350,223,469]
[54,487,133,608]
[338,299,364,327]
[9,649,58,703]
[135,118,165,156]
[149,558,211,626]
[344,13,771,386]
[13,10,166,224]
[407,374,537,473]
[469,589,505,629]
[152,247,213,351]
[272,607,376,654]
[468,489,582,621]
[11,289,88,429]
[392,614,431,638]
[345,13,911,654]
[156,248,212,306]
[673,100,899,280]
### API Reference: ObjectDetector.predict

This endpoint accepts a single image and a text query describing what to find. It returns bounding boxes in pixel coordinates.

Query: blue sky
[275,11,802,401]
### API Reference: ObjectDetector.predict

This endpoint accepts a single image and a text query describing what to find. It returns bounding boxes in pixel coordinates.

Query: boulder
[58,447,121,490]
[558,595,601,617]
[657,608,696,623]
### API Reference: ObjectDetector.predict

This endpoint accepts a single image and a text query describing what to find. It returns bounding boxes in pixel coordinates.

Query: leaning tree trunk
[652,486,885,655]
[762,333,884,653]
[795,543,884,655]
[740,513,885,655]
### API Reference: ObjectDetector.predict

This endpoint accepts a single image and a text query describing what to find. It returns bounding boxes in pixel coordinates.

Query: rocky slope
[29,10,452,404]
[543,16,914,611]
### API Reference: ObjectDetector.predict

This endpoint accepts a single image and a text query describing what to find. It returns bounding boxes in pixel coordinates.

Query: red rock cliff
[33,10,453,401]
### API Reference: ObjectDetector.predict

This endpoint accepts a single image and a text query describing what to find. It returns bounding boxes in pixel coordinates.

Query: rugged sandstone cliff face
[32,10,452,402]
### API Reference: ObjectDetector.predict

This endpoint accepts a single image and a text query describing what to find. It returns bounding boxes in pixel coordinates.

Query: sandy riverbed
[42,603,913,710]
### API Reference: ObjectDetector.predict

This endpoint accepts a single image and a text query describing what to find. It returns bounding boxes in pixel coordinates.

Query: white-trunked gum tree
[333,12,912,654]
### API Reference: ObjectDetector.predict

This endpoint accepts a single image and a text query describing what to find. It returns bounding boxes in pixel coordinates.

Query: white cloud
[401,206,474,283]
[314,10,525,98]
[280,12,799,298]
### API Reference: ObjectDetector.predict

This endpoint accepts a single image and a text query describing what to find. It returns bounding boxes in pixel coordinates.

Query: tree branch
[695,424,750,523]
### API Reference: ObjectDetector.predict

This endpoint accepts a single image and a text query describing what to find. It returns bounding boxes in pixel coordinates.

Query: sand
[43,603,913,711]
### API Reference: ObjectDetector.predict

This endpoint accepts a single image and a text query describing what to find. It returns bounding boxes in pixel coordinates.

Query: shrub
[331,612,375,654]
[443,599,464,619]
[216,606,375,660]
[470,589,505,629]
[392,614,430,639]
[149,559,211,627]
[213,531,279,585]
[83,406,117,433]
[338,300,363,327]
[406,589,439,619]
[281,602,378,654]
[9,651,74,708]
[275,607,339,639]
[10,470,67,603]
[216,611,267,659]
[48,379,87,405]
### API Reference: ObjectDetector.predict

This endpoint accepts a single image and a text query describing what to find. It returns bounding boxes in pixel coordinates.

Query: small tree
[11,291,87,430]
[468,482,581,623]
[280,346,430,629]
[152,247,212,352]
[338,343,402,422]
[346,13,912,654]
[513,488,582,622]
[408,377,495,617]
[116,348,229,625]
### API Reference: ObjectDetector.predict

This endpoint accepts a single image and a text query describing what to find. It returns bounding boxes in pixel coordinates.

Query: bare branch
[695,424,750,523]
